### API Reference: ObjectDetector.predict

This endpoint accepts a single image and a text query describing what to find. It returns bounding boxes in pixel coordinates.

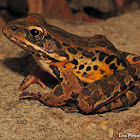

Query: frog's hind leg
[19,84,73,107]
[121,51,140,65]
[76,64,140,114]
[96,82,140,113]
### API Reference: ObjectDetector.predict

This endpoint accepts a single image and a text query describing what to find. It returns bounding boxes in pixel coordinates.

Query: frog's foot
[19,75,47,91]
[19,65,47,91]
[19,91,42,99]
[19,65,55,91]
[60,102,80,113]
[19,92,30,97]
[19,91,80,113]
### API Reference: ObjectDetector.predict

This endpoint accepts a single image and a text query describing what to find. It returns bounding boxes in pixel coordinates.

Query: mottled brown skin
[3,13,140,114]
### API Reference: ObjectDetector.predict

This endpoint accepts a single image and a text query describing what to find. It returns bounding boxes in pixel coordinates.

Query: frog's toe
[37,79,47,89]
[19,75,47,91]
[19,92,41,99]
[19,92,40,98]
[19,75,37,91]
[60,102,80,113]
[19,92,30,97]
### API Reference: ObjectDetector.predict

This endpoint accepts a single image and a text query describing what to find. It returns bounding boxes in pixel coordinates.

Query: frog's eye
[27,26,44,42]
[30,29,39,36]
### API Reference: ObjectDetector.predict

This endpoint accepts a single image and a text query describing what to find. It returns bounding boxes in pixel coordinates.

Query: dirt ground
[0,10,140,140]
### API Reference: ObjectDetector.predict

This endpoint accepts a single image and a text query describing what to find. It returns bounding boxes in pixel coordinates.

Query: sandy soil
[0,10,140,140]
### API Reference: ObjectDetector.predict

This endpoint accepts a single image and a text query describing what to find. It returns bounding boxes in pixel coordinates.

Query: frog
[3,13,140,114]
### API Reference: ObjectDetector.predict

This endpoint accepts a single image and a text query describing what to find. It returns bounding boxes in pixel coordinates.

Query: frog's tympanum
[3,13,140,114]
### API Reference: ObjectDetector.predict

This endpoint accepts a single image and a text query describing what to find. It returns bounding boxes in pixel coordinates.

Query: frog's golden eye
[27,26,44,42]
[30,29,39,36]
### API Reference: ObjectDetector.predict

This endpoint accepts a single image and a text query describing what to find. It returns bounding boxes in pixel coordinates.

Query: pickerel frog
[3,13,140,114]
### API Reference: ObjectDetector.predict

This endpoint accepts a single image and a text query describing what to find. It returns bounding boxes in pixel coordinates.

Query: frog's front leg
[19,65,84,106]
[20,65,56,91]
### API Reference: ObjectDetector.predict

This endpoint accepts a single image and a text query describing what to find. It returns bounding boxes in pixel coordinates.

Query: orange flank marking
[50,59,127,84]
[126,57,140,65]
[65,62,115,83]
[80,63,114,83]
[126,54,140,65]
[0,54,6,59]
[51,60,70,67]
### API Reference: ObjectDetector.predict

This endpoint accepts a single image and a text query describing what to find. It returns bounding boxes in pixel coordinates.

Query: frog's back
[43,24,131,83]
[46,24,126,57]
